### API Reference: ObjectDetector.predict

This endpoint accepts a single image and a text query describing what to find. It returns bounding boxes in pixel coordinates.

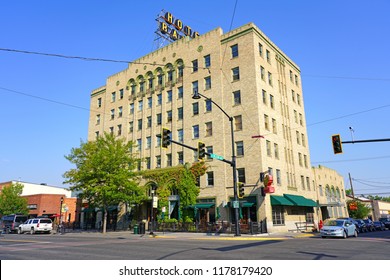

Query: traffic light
[264,175,275,194]
[332,134,343,154]
[198,141,206,160]
[238,182,245,198]
[161,128,171,149]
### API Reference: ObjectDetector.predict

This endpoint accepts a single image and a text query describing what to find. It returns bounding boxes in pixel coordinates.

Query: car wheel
[30,228,34,235]
[17,228,22,234]
[354,230,358,238]
[343,231,347,239]
[321,236,326,238]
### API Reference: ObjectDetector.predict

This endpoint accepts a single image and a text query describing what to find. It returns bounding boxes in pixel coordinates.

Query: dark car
[363,219,375,232]
[1,214,28,233]
[373,221,386,231]
[354,219,368,233]
[378,217,390,229]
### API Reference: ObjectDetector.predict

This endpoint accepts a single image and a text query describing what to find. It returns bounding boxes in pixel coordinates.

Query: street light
[60,197,64,224]
[150,185,157,235]
[192,90,240,236]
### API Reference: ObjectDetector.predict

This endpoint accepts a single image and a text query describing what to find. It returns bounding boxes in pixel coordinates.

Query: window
[167,70,173,82]
[206,146,213,160]
[156,135,161,147]
[178,129,184,142]
[301,133,306,147]
[306,177,311,191]
[156,113,162,125]
[236,141,244,156]
[205,122,212,137]
[167,90,172,102]
[147,97,152,108]
[192,59,198,72]
[109,126,114,135]
[295,75,299,86]
[262,89,267,104]
[304,155,308,168]
[117,124,122,136]
[110,109,115,120]
[204,54,211,68]
[233,90,241,105]
[138,100,143,111]
[178,64,184,79]
[296,131,301,144]
[96,114,100,125]
[157,94,162,105]
[137,119,142,130]
[192,81,198,95]
[146,157,151,169]
[131,84,136,95]
[292,90,295,102]
[270,94,274,109]
[231,44,238,58]
[260,66,265,81]
[167,110,172,122]
[234,115,242,131]
[167,154,172,167]
[298,152,303,166]
[290,70,293,82]
[129,121,133,133]
[146,136,151,149]
[178,151,184,165]
[266,50,271,63]
[148,76,153,89]
[147,116,152,128]
[137,139,142,152]
[301,175,305,190]
[268,72,273,86]
[192,125,199,139]
[178,107,183,120]
[156,155,161,168]
[129,103,134,114]
[264,114,269,130]
[205,76,211,90]
[193,102,199,115]
[111,92,116,102]
[266,140,271,156]
[118,106,123,118]
[97,98,102,108]
[178,86,183,99]
[259,43,263,57]
[139,81,145,93]
[274,143,279,159]
[157,73,163,86]
[319,185,323,196]
[207,171,214,186]
[272,118,277,134]
[297,94,301,106]
[232,67,240,81]
[276,169,281,185]
[205,99,212,112]
[299,113,303,126]
[237,168,246,183]
[272,206,284,225]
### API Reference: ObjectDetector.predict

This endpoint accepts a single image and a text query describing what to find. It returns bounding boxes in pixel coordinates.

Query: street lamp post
[60,197,64,224]
[150,185,157,235]
[192,91,240,236]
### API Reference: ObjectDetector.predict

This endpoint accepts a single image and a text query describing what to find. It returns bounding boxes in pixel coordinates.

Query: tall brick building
[88,22,347,232]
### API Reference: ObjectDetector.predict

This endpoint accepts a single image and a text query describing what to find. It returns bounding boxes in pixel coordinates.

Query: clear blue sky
[1,0,390,197]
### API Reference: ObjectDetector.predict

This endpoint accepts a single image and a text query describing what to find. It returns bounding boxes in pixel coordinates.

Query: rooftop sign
[157,11,200,42]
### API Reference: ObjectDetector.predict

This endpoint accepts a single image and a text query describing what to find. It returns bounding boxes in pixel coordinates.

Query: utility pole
[348,173,355,200]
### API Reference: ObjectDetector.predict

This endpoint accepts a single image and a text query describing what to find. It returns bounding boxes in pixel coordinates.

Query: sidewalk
[58,229,317,240]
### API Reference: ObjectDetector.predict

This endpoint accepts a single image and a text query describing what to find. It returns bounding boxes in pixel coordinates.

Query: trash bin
[133,224,139,234]
[139,222,145,234]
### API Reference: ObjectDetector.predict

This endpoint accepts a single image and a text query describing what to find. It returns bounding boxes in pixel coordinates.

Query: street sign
[232,201,240,209]
[210,153,224,161]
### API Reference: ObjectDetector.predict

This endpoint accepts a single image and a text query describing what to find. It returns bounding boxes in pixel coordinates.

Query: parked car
[1,214,28,233]
[18,218,53,234]
[354,219,368,233]
[373,221,386,231]
[363,219,375,232]
[320,219,358,239]
[378,217,390,229]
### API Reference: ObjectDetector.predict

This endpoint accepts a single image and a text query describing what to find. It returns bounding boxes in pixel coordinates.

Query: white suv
[18,218,53,234]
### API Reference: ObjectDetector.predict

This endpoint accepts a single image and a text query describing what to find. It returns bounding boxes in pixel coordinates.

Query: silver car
[320,219,358,239]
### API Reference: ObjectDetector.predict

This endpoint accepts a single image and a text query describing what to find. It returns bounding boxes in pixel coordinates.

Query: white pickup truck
[18,218,53,234]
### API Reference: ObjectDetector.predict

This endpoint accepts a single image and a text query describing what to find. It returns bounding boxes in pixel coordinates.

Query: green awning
[241,202,254,207]
[81,208,95,213]
[271,195,294,206]
[189,203,215,209]
[284,194,317,207]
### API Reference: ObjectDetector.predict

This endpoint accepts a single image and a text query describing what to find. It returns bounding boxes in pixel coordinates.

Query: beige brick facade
[88,23,345,233]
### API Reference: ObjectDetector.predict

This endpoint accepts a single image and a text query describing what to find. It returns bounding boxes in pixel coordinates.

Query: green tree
[0,182,29,215]
[63,132,145,234]
[347,200,371,219]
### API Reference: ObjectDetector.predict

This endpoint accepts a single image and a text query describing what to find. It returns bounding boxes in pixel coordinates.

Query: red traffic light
[332,134,343,154]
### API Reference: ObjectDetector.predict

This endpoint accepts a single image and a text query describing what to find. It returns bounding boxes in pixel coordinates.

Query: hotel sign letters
[159,11,200,41]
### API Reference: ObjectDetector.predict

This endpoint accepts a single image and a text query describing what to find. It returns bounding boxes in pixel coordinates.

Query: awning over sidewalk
[283,194,317,207]
[189,203,215,209]
[270,195,294,206]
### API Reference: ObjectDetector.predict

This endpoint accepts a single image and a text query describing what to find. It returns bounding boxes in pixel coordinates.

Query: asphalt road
[1,230,389,260]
